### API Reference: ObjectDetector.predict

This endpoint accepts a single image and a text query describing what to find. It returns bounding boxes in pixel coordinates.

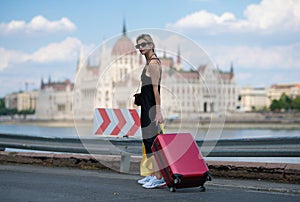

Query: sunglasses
[135,42,151,49]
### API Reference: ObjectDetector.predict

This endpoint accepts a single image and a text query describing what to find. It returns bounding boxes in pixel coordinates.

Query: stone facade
[35,79,74,120]
[5,90,38,111]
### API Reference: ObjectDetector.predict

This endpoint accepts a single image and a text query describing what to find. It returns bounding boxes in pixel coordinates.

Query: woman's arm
[149,62,163,125]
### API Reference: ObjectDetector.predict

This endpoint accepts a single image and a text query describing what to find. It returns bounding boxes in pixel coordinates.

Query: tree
[279,93,292,111]
[270,93,300,112]
[0,98,8,115]
[18,109,35,120]
[292,96,300,110]
[270,100,281,111]
[0,98,5,108]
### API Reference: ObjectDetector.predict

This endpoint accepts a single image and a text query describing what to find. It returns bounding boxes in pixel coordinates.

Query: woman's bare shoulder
[148,58,160,67]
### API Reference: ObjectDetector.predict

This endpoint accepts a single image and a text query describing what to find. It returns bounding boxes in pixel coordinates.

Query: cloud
[0,37,85,71]
[167,0,300,34]
[0,48,30,71]
[0,15,76,35]
[242,0,300,32]
[167,10,235,30]
[31,37,82,63]
[205,43,300,70]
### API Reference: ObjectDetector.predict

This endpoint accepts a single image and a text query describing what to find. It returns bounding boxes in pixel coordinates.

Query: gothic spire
[177,45,181,64]
[122,18,126,36]
[41,77,44,89]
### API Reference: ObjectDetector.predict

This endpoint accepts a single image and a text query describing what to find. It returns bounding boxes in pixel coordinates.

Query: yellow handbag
[140,123,164,176]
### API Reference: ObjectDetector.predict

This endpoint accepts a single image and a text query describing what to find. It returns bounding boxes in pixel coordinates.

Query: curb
[207,160,300,184]
[0,151,299,185]
[207,181,300,195]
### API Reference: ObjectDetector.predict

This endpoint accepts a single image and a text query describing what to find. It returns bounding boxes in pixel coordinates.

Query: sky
[0,0,299,96]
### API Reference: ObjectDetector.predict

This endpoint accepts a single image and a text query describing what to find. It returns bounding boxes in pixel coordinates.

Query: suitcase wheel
[173,174,183,185]
[174,178,181,184]
[169,187,176,192]
[199,186,206,192]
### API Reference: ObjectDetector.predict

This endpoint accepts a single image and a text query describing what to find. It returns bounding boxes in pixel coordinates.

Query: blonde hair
[136,34,155,50]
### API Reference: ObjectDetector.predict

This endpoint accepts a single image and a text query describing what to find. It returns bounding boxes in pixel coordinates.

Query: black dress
[140,58,161,156]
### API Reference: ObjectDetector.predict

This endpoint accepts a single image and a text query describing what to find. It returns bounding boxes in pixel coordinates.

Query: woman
[135,34,165,189]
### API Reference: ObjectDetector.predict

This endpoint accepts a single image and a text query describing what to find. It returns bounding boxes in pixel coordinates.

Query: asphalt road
[0,164,299,202]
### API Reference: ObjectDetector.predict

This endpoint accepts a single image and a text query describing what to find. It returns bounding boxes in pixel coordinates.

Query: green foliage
[292,96,300,110]
[0,98,5,108]
[0,108,17,116]
[18,109,35,115]
[0,98,9,115]
[0,98,35,116]
[270,93,300,112]
[270,100,280,111]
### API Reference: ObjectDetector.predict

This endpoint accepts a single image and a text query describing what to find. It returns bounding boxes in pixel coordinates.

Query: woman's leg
[151,155,163,179]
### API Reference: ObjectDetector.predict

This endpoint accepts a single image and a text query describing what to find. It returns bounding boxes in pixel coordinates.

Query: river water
[1,123,300,139]
[0,123,299,164]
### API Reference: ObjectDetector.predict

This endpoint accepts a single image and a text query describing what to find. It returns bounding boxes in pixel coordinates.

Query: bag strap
[146,55,161,65]
[135,82,141,93]
[158,123,164,134]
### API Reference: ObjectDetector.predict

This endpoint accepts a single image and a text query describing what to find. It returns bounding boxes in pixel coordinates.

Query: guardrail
[1,133,299,172]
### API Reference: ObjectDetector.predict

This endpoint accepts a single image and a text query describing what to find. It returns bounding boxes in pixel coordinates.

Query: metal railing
[1,133,299,157]
[1,133,299,172]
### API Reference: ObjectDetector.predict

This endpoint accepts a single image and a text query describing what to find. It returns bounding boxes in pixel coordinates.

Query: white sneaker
[137,175,155,185]
[142,177,166,189]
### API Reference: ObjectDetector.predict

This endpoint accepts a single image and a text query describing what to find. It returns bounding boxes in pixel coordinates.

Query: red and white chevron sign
[94,108,142,138]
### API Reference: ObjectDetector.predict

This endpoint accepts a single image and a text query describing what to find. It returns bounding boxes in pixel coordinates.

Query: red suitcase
[151,133,211,192]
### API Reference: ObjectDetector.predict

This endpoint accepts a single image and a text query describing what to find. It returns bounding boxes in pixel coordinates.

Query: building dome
[112,35,137,56]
